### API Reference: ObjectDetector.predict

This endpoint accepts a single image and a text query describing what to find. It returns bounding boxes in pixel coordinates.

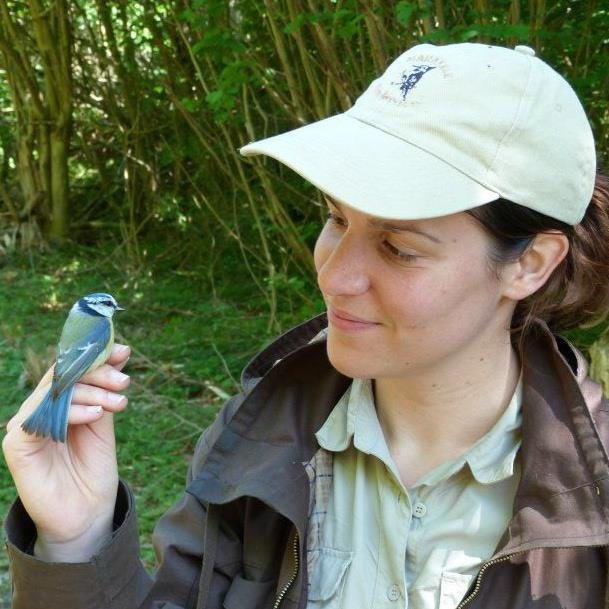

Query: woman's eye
[326,211,346,226]
[384,240,418,261]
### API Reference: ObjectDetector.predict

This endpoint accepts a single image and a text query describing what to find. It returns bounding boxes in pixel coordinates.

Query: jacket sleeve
[3,393,246,609]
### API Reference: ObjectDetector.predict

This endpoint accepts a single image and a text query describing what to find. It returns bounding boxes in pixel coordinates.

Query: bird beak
[115,305,126,312]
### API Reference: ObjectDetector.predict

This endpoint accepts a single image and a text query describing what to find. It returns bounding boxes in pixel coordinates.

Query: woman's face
[313,195,515,380]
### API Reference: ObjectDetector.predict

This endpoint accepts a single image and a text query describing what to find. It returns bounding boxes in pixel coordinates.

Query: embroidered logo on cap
[392,64,436,100]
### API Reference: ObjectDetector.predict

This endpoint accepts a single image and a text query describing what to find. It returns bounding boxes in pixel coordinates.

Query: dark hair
[465,170,609,347]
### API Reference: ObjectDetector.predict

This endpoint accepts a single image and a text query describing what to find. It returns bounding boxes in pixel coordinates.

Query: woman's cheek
[387,271,450,326]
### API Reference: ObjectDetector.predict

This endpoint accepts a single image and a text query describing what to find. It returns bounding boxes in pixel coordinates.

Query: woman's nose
[316,232,371,297]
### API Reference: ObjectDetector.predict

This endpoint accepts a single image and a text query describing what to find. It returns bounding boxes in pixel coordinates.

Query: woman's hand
[2,344,131,561]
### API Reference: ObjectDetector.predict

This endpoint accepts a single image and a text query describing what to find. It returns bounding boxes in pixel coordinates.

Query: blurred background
[0,0,608,601]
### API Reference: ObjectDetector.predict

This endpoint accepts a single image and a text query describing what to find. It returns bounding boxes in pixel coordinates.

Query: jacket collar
[495,318,609,556]
[239,313,329,388]
[188,313,609,551]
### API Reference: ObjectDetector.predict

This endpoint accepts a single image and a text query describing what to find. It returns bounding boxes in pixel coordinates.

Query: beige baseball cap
[239,42,596,225]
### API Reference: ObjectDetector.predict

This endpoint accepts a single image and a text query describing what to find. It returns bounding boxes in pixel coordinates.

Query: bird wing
[52,314,111,398]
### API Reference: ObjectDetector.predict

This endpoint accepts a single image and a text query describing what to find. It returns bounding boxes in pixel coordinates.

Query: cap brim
[239,114,499,220]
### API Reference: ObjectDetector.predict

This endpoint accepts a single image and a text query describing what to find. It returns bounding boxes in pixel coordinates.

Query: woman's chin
[326,340,377,379]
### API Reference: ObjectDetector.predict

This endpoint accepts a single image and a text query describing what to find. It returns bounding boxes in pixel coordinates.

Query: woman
[4,42,609,609]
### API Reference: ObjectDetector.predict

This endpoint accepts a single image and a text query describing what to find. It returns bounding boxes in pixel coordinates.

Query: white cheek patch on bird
[21,292,125,443]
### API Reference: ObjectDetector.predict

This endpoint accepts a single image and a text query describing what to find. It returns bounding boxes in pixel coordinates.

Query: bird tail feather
[21,386,74,443]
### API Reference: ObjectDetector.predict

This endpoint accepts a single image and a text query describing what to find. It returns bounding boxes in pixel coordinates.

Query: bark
[49,128,69,238]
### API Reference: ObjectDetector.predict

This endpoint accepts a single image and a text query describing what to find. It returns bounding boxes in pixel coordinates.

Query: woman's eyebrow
[323,194,443,244]
[369,218,443,244]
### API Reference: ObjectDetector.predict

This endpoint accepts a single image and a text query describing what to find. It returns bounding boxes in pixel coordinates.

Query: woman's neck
[373,334,522,487]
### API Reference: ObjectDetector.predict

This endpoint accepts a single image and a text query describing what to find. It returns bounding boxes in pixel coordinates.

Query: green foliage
[205,59,257,124]
[395,2,416,26]
[420,22,531,43]
[1,0,607,255]
[1,0,606,284]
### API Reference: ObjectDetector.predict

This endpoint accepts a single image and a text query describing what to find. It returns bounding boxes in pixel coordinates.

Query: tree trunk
[49,126,69,239]
[16,130,41,218]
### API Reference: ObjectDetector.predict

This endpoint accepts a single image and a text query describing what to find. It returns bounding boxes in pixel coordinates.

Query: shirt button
[413,502,427,518]
[387,584,401,601]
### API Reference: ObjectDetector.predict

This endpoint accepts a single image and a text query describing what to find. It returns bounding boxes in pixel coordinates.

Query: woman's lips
[328,308,380,331]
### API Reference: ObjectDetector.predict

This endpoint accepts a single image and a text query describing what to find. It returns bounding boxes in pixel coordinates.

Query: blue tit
[21,292,125,443]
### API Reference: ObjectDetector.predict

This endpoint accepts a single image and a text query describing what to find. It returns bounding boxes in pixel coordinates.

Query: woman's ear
[501,231,569,301]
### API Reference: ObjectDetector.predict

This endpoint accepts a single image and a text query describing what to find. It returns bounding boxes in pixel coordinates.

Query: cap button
[514,45,536,57]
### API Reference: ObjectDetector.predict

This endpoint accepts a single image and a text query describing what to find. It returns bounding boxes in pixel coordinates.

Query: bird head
[77,293,125,318]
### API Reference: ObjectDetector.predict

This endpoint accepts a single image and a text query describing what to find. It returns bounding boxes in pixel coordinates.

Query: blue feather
[21,385,75,443]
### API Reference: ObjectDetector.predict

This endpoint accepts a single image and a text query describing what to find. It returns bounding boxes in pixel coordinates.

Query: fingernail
[109,393,126,405]
[87,406,103,414]
[111,370,129,383]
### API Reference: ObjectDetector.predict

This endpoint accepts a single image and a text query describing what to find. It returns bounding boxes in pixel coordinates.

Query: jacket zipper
[455,553,516,609]
[273,531,300,609]
[455,544,607,609]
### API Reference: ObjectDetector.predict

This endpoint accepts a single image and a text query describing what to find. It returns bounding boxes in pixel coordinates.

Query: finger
[6,367,128,434]
[114,357,129,373]
[106,344,130,367]
[71,384,128,412]
[7,392,128,441]
[68,403,112,425]
[79,365,130,392]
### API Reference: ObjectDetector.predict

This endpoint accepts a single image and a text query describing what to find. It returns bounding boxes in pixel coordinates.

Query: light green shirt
[305,375,523,609]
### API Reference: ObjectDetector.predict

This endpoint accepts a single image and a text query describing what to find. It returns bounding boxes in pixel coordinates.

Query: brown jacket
[4,313,609,609]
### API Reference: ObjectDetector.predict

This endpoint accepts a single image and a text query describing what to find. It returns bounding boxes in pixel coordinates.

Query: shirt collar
[315,373,523,486]
[315,377,381,454]
[461,372,522,484]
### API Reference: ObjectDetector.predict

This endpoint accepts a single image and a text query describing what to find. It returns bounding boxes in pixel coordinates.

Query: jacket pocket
[307,547,353,605]
[222,574,275,609]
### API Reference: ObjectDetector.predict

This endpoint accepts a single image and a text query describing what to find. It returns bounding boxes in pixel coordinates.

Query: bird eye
[103,300,113,306]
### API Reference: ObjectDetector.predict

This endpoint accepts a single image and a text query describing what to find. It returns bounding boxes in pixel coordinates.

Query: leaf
[476,23,531,39]
[180,97,198,113]
[284,13,306,35]
[395,1,415,26]
[420,28,453,43]
[460,29,480,41]
[205,90,225,107]
[589,335,609,399]
[332,8,364,39]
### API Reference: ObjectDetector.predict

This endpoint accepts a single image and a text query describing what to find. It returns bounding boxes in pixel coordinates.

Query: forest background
[0,0,608,602]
